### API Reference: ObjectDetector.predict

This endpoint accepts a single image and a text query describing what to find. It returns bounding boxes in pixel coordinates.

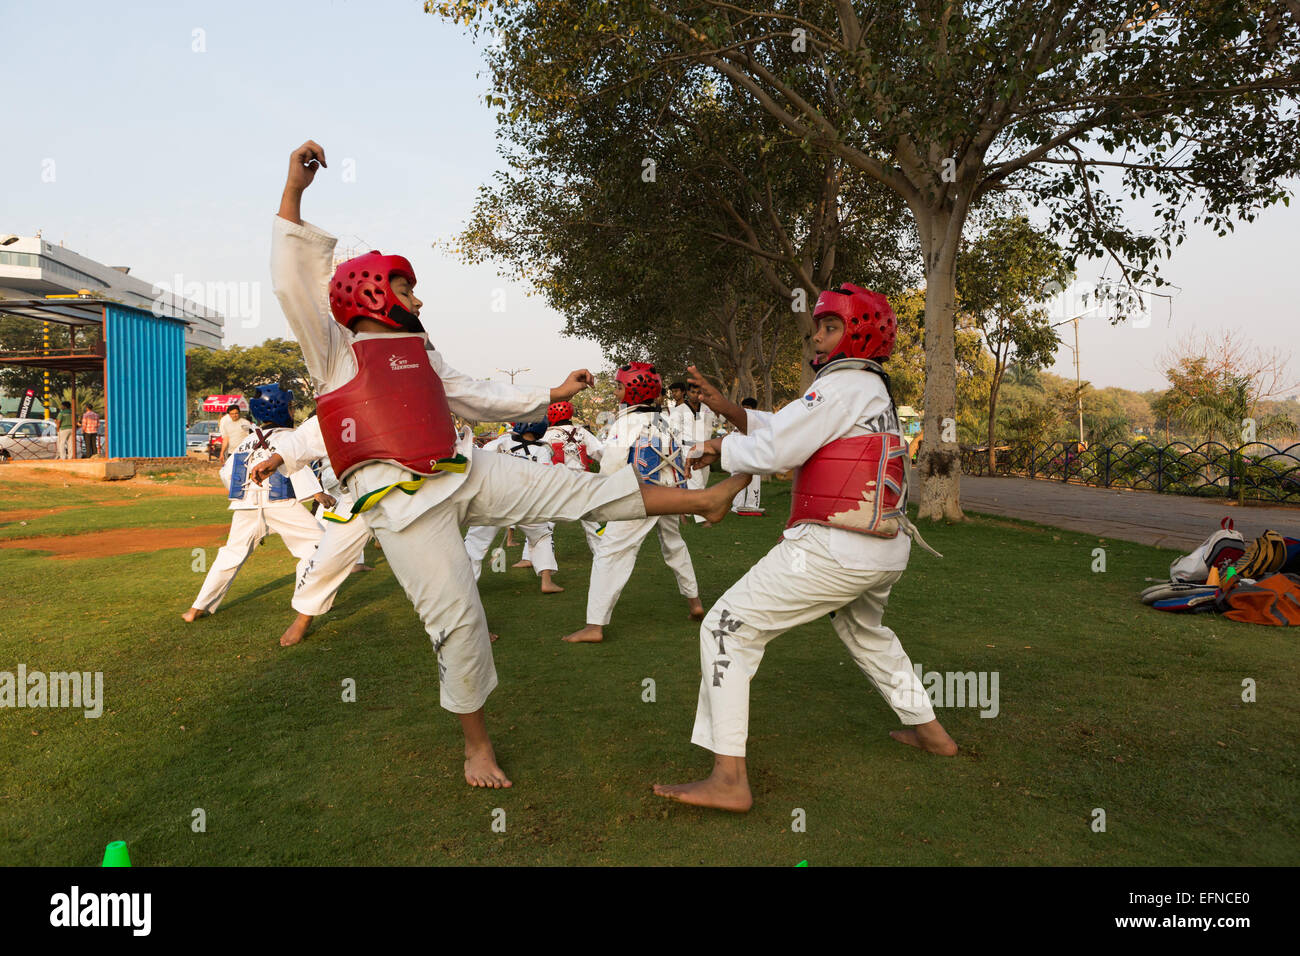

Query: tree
[431,0,1300,523]
[186,339,312,417]
[447,45,918,398]
[1158,330,1297,443]
[956,214,1072,470]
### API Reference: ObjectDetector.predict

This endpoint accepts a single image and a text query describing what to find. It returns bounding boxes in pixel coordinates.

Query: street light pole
[497,367,530,384]
[1053,310,1096,450]
[1073,315,1083,448]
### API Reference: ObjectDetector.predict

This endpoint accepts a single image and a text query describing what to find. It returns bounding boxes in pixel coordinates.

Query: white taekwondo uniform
[463,433,559,580]
[271,216,648,713]
[542,421,605,553]
[268,415,374,617]
[670,400,720,521]
[190,426,325,614]
[584,403,699,627]
[689,362,936,758]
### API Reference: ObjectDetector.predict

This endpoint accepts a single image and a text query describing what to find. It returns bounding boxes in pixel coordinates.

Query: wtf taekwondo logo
[388,353,421,372]
[50,887,151,936]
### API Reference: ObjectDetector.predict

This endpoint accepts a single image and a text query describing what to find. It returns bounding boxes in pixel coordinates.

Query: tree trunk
[916,210,966,522]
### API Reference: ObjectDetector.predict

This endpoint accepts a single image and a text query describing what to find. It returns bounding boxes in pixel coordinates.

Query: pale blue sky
[2,0,1295,395]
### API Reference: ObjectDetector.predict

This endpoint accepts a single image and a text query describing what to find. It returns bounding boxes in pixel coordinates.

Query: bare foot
[465,745,513,788]
[653,757,753,813]
[512,559,533,569]
[687,597,705,621]
[279,612,313,647]
[562,624,604,643]
[489,632,499,644]
[540,577,565,594]
[890,719,958,756]
[349,563,374,574]
[181,607,207,622]
[701,474,753,525]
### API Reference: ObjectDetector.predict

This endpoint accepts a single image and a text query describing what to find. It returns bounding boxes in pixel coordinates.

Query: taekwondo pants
[687,460,710,523]
[521,519,601,560]
[372,457,646,714]
[291,513,373,616]
[465,521,556,580]
[191,504,325,614]
[691,527,935,758]
[731,474,762,512]
[586,513,698,626]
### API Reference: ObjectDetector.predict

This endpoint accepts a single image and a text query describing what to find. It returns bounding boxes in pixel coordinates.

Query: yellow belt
[321,456,468,524]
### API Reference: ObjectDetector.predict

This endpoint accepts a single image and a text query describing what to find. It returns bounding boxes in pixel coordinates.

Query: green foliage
[186,339,312,418]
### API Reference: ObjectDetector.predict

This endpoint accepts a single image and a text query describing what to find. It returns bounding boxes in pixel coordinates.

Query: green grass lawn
[1,474,1296,866]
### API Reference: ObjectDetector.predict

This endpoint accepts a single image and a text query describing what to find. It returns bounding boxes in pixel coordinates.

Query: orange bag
[1219,573,1300,626]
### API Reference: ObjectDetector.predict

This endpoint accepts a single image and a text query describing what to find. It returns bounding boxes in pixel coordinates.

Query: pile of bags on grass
[1140,518,1300,625]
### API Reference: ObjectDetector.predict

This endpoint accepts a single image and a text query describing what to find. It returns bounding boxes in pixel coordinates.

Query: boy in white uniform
[669,381,721,522]
[541,401,605,553]
[271,141,749,789]
[654,285,957,812]
[463,421,564,593]
[250,414,376,647]
[562,362,705,644]
[182,384,328,622]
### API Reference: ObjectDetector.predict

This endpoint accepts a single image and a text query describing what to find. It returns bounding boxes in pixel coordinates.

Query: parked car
[187,420,221,449]
[0,418,59,460]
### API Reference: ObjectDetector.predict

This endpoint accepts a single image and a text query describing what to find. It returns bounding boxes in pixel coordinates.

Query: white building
[0,235,224,350]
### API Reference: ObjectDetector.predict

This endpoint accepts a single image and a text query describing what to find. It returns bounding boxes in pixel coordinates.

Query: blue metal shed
[104,304,188,458]
[0,296,189,459]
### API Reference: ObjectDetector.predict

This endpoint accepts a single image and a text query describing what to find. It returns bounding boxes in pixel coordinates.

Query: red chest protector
[316,335,459,482]
[549,427,592,469]
[787,433,908,538]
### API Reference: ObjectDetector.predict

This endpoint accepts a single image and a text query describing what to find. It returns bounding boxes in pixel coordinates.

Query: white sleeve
[579,426,604,461]
[743,408,777,434]
[429,350,551,423]
[270,216,347,390]
[270,416,327,474]
[288,465,323,502]
[720,377,885,475]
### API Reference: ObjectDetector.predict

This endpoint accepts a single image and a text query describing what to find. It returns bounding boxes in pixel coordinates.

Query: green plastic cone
[101,840,131,867]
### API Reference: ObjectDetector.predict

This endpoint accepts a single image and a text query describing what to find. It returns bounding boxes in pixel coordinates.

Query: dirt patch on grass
[0,524,231,559]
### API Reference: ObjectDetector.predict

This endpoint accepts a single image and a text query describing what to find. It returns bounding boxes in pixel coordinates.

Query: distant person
[218,404,251,463]
[81,405,100,458]
[667,381,687,411]
[55,401,75,459]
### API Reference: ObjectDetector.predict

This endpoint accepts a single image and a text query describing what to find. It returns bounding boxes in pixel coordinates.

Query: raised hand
[286,140,327,191]
[552,369,594,402]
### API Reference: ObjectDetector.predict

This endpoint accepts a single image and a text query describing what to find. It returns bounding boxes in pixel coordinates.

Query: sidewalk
[950,476,1300,550]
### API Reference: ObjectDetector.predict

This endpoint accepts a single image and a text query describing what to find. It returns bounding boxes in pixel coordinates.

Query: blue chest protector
[628,433,688,489]
[229,452,293,502]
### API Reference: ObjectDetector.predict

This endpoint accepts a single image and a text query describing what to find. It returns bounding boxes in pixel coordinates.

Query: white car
[0,418,59,460]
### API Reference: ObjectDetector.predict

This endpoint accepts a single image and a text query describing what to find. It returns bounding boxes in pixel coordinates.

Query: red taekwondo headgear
[547,401,574,425]
[811,283,898,367]
[615,362,662,405]
[329,251,423,333]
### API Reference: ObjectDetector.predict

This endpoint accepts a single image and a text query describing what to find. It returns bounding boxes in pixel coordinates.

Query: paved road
[936,475,1300,550]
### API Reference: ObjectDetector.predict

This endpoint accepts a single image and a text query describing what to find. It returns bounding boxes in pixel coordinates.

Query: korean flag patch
[801,389,825,410]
